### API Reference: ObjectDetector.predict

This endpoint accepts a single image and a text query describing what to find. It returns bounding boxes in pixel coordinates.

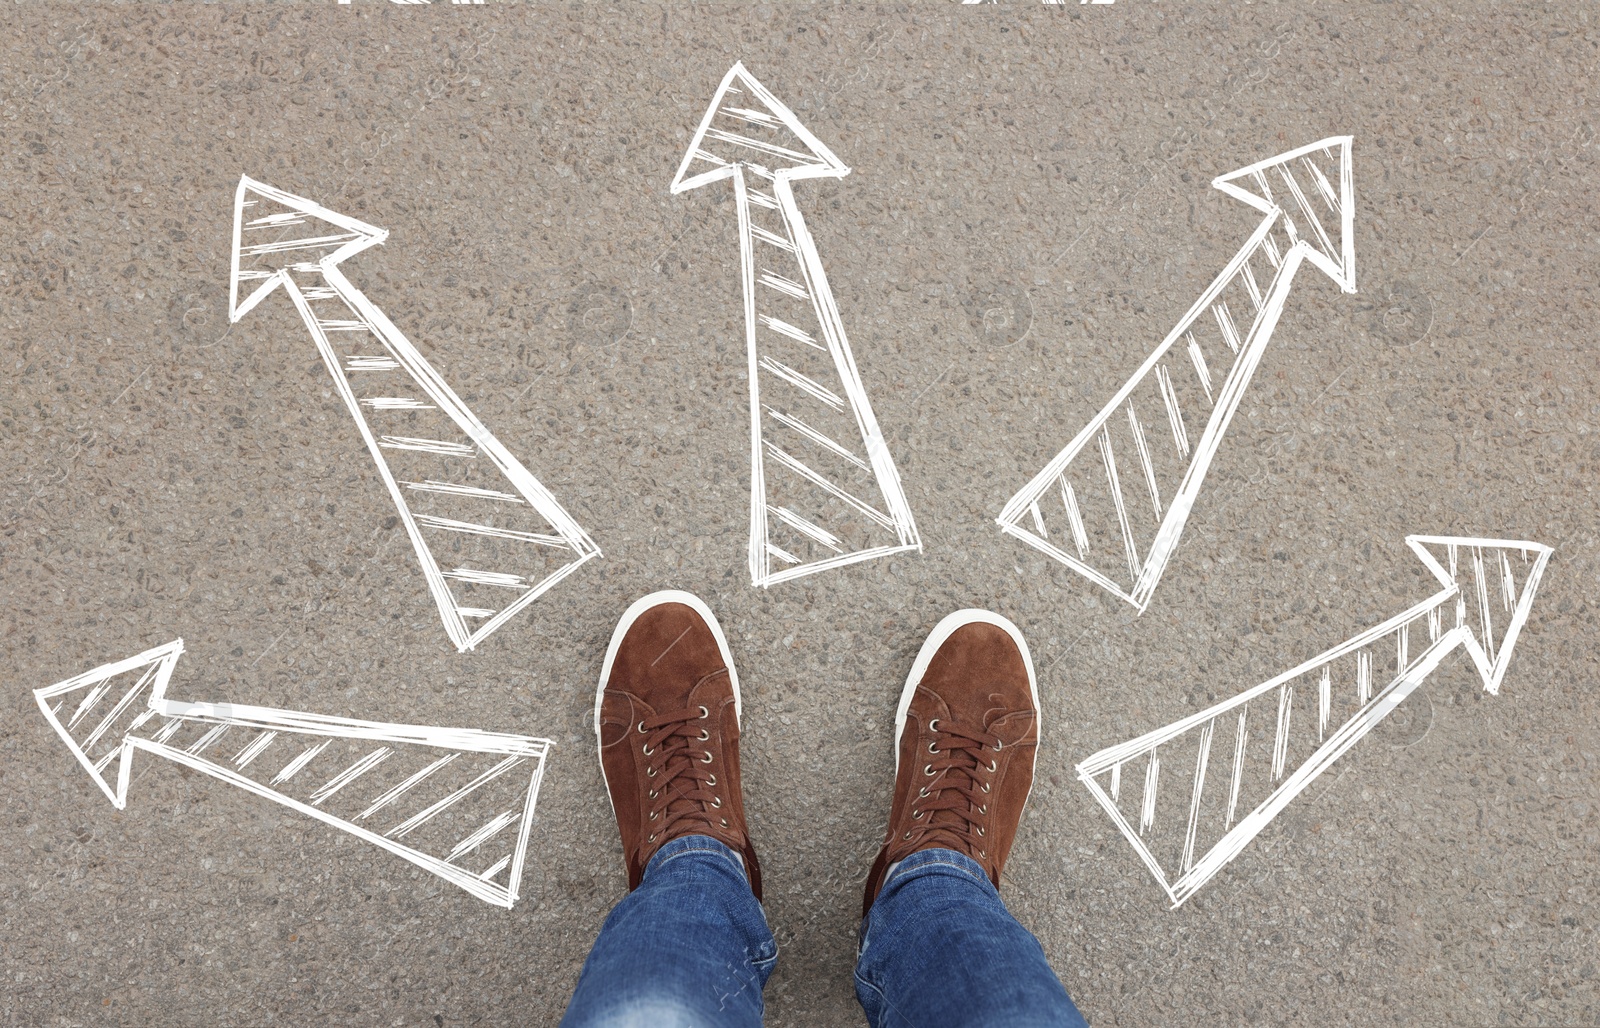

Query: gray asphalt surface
[2,4,1597,1025]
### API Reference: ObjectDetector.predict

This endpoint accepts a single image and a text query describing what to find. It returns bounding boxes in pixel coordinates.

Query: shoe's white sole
[892,608,1040,806]
[594,590,741,817]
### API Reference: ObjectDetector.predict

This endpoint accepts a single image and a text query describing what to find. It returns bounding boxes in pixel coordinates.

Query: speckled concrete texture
[2,4,1597,1026]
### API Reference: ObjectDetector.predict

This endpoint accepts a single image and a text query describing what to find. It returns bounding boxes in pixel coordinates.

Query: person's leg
[561,835,775,1027]
[562,590,773,1027]
[856,848,1084,1028]
[855,609,1086,1028]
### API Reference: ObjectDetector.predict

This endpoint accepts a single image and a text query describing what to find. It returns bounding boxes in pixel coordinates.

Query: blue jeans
[561,836,1086,1028]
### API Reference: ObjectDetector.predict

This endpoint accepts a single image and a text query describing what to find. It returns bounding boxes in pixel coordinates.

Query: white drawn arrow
[998,137,1356,612]
[229,177,600,652]
[1077,534,1552,908]
[672,63,921,587]
[34,639,551,908]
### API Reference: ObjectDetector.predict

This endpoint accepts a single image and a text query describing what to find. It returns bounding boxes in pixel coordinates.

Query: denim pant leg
[561,836,777,1028]
[854,848,1087,1028]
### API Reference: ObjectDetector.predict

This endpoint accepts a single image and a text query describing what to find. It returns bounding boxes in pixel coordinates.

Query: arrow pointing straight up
[1076,535,1552,908]
[229,177,600,652]
[998,137,1356,612]
[673,63,921,587]
[34,639,553,908]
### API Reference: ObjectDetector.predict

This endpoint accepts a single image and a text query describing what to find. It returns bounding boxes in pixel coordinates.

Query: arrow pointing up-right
[998,137,1356,612]
[1078,534,1552,908]
[1212,136,1355,291]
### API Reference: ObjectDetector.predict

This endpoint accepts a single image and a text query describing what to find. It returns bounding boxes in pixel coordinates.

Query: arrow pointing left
[230,177,600,652]
[35,639,552,908]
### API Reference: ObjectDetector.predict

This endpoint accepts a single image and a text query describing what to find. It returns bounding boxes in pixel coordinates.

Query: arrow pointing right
[998,137,1356,612]
[1076,534,1553,908]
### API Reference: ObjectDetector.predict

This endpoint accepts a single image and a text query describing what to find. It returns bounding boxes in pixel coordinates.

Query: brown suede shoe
[862,609,1039,914]
[595,590,761,899]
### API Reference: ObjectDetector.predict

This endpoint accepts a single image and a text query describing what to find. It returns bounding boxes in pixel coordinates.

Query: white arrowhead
[1212,136,1355,292]
[229,176,388,322]
[671,61,849,194]
[671,64,920,586]
[34,639,185,808]
[225,176,600,651]
[1077,533,1552,907]
[1406,534,1554,695]
[998,137,1358,612]
[34,641,554,908]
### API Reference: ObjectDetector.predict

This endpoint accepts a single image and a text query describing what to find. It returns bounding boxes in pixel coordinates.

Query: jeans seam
[650,843,742,876]
[853,969,920,1028]
[884,857,989,889]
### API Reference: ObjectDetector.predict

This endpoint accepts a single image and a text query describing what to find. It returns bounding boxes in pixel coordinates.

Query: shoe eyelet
[648,789,658,800]
[701,750,714,764]
[911,809,923,820]
[918,787,929,798]
[927,718,940,733]
[987,759,998,772]
[647,766,657,778]
[978,805,987,814]
[977,827,986,837]
[698,729,709,741]
[720,818,729,828]
[978,850,987,859]
[712,797,723,808]
[902,831,913,841]
[699,705,710,719]
[638,720,648,734]
[923,764,934,776]
[927,741,940,754]
[706,774,717,786]
[647,833,657,844]
[649,811,658,821]
[994,740,1003,751]
[642,744,655,756]
[982,782,991,793]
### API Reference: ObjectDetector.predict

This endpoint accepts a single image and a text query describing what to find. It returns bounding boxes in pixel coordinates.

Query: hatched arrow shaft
[34,640,554,909]
[729,164,920,585]
[999,140,1352,611]
[126,703,549,909]
[1077,537,1551,908]
[231,180,600,652]
[278,269,599,650]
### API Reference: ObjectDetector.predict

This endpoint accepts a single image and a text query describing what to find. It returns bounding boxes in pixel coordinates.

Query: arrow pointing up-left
[230,177,600,652]
[35,639,553,908]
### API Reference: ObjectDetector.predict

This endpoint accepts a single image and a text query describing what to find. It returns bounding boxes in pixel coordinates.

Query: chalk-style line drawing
[229,177,600,652]
[672,63,921,587]
[998,138,1356,612]
[35,639,552,908]
[1077,535,1552,908]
